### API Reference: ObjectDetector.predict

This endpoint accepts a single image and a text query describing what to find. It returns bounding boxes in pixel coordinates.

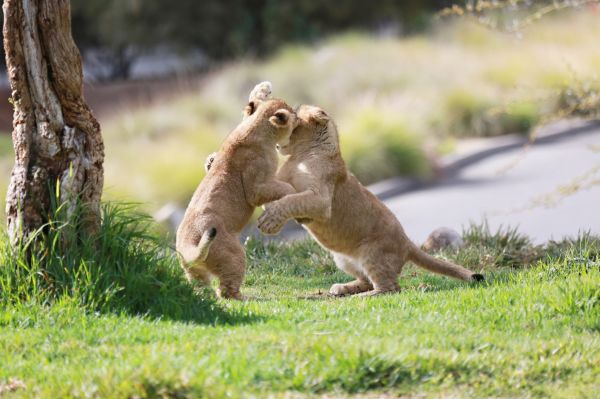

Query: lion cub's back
[186,163,253,232]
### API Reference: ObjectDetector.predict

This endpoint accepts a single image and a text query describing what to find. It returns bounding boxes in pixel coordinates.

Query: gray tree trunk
[2,0,104,242]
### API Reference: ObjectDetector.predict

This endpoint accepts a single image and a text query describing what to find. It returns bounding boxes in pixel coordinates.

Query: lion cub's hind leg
[209,237,246,300]
[183,266,216,297]
[357,254,402,297]
[183,265,212,287]
[329,254,373,296]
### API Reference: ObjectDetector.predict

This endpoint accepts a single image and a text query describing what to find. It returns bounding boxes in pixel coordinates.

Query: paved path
[385,125,600,244]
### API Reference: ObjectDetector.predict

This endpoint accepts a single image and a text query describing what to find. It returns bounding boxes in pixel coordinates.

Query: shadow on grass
[115,275,264,326]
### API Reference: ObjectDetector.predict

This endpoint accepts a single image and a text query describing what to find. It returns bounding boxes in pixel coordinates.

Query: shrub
[554,80,600,119]
[340,110,431,184]
[436,221,600,270]
[443,90,540,137]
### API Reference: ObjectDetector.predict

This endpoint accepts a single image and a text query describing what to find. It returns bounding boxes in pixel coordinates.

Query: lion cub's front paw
[257,207,285,235]
[249,81,272,101]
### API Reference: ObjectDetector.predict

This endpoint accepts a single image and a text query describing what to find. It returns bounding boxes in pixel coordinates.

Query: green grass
[1,207,599,398]
[0,203,232,323]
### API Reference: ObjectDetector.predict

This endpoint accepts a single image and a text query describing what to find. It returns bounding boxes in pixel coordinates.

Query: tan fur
[257,105,484,296]
[176,95,296,299]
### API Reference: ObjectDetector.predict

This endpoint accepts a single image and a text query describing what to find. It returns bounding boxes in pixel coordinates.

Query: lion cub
[257,105,483,296]
[176,84,296,299]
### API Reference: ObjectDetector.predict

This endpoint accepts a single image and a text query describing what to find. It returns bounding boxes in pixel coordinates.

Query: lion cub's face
[243,99,297,147]
[277,104,330,156]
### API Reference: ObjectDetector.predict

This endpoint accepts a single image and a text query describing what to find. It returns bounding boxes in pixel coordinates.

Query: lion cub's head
[242,99,296,148]
[241,81,297,148]
[276,104,339,156]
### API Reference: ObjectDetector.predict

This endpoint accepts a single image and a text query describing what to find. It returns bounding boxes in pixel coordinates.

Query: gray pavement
[386,124,600,244]
[229,121,600,244]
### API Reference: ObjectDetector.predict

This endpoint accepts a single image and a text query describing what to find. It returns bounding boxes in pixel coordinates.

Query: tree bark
[2,0,103,242]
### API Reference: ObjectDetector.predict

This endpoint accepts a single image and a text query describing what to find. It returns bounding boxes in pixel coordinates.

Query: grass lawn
[1,227,599,398]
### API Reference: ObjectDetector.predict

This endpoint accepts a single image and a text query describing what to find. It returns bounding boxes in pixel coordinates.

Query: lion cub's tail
[179,228,217,264]
[407,244,484,282]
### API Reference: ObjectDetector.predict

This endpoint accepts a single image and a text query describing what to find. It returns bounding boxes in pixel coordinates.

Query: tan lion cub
[176,83,296,299]
[257,104,484,296]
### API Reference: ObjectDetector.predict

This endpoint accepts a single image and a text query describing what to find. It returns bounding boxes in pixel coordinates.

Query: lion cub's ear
[269,109,292,127]
[311,109,329,125]
[242,101,257,118]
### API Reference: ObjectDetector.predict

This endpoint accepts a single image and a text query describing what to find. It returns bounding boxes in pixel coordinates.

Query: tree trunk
[2,0,104,242]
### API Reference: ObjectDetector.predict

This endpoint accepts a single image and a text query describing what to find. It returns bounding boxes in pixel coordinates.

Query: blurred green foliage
[94,10,600,207]
[341,110,431,184]
[65,0,451,79]
[555,80,600,119]
[443,90,540,137]
[0,134,12,157]
[2,5,599,210]
[441,0,600,32]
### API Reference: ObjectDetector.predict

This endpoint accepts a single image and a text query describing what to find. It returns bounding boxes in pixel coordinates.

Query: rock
[422,227,464,252]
